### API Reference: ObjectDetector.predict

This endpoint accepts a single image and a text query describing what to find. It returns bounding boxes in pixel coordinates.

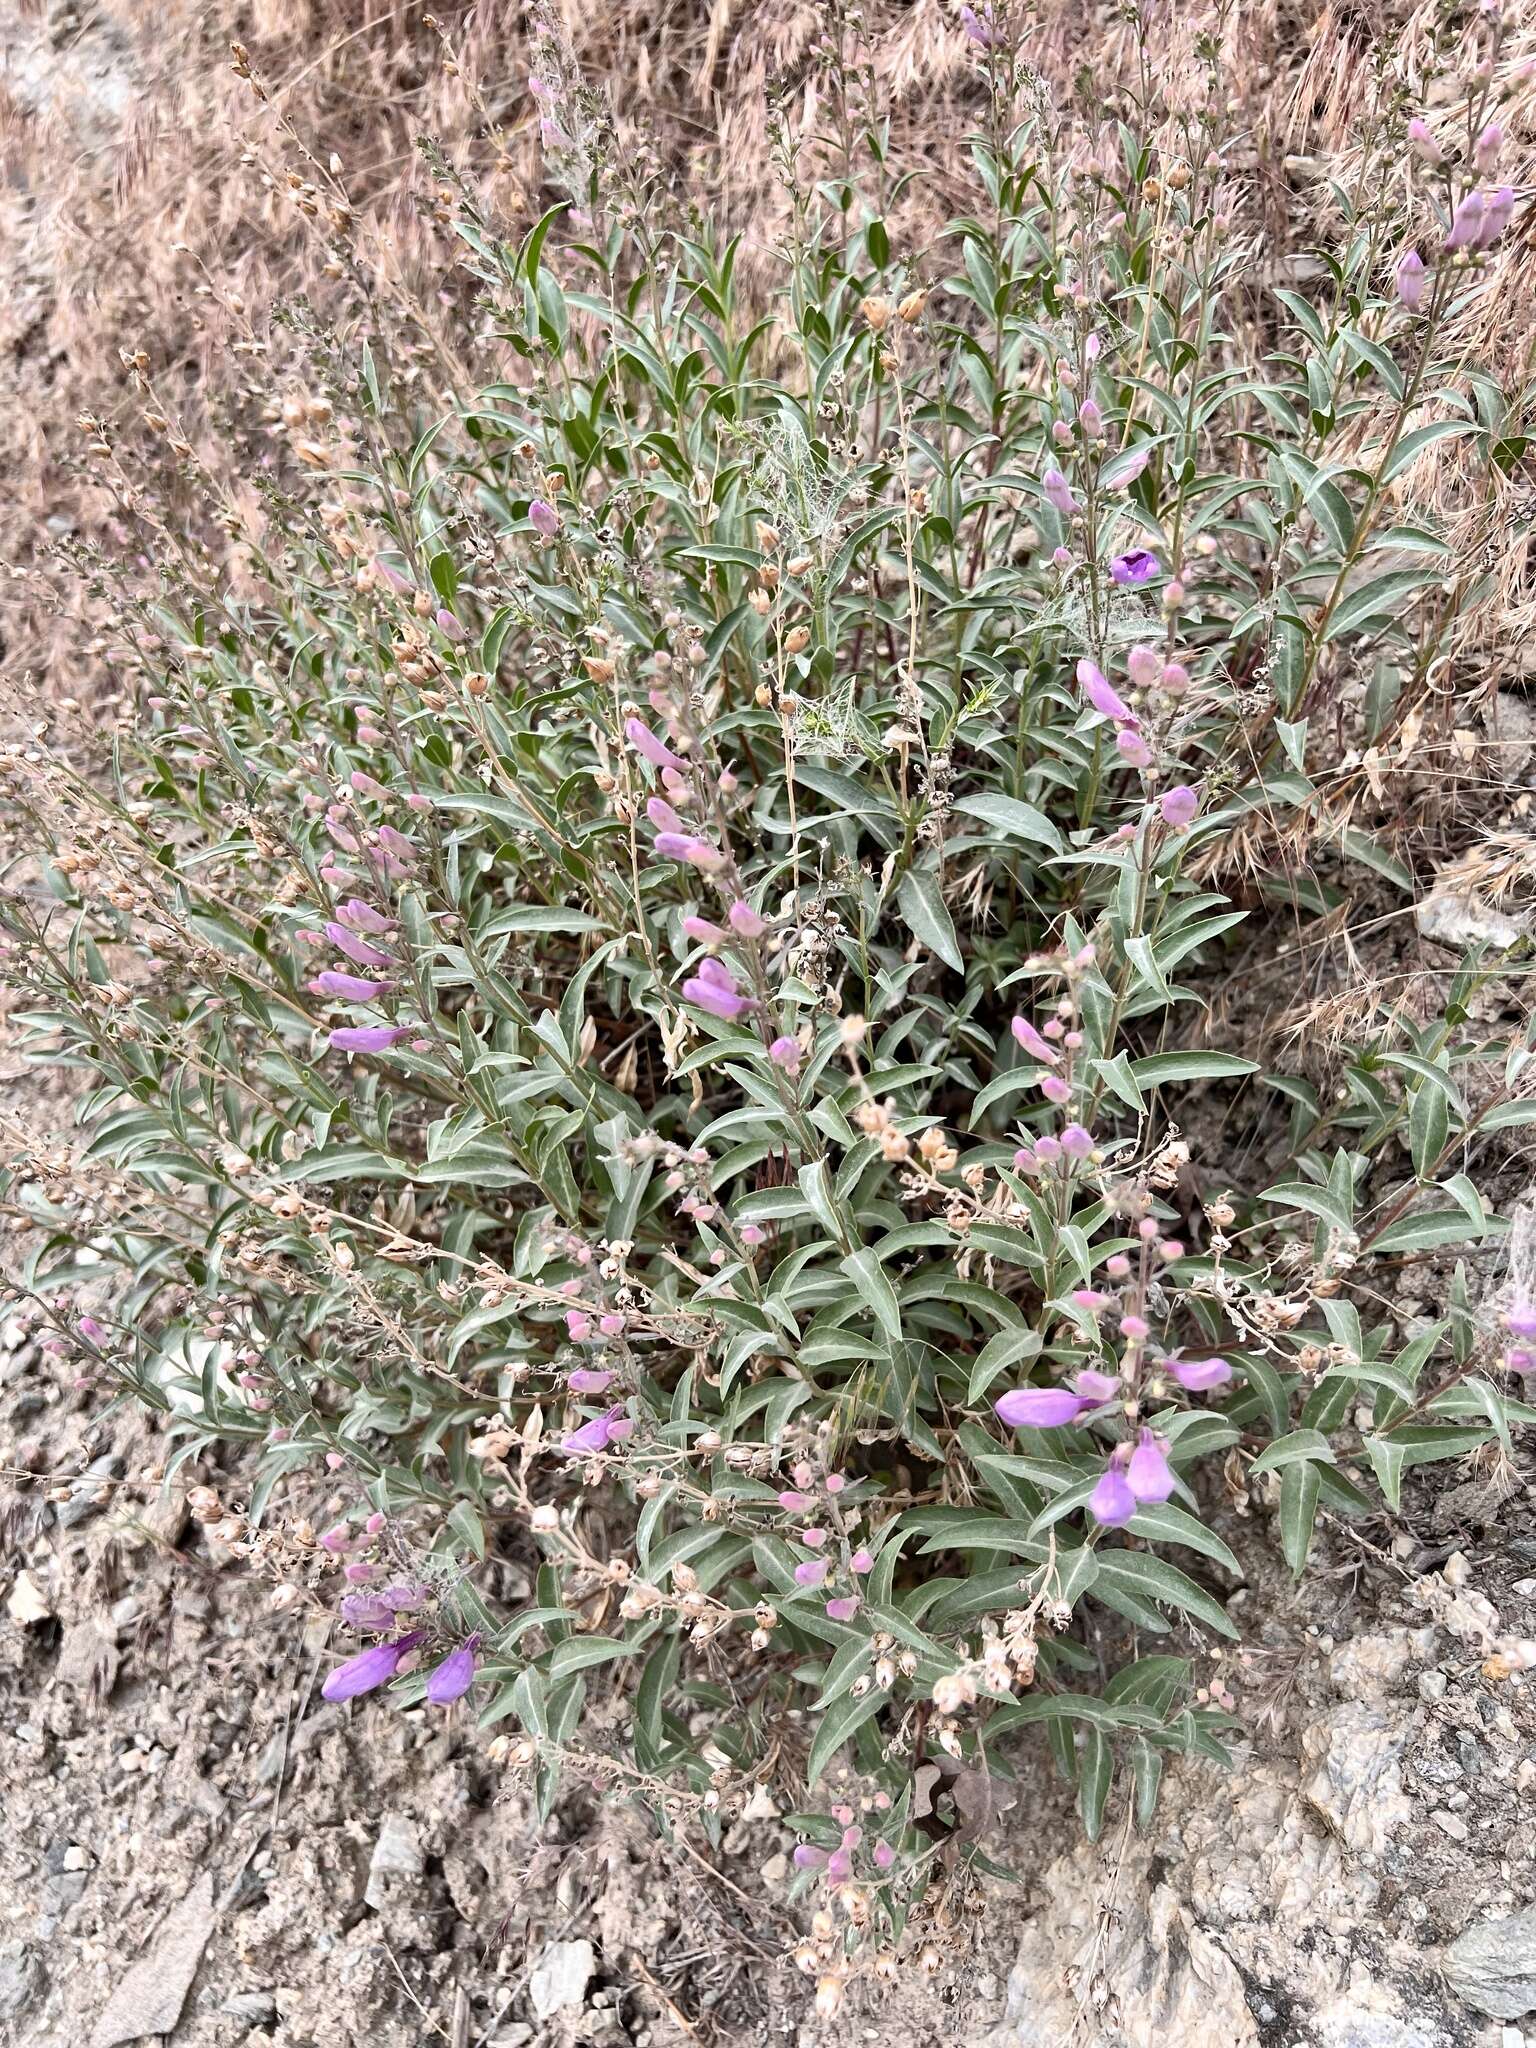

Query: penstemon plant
[3,0,1534,2001]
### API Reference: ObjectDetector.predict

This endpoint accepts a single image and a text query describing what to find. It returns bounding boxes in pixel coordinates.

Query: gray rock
[1482,692,1536,784]
[57,1453,125,1529]
[89,1871,216,2048]
[365,1813,423,1910]
[1314,2011,1444,2048]
[1302,1703,1413,1854]
[1415,891,1526,953]
[527,1939,595,2021]
[1446,1907,1536,2018]
[221,1990,279,2023]
[0,1943,46,2023]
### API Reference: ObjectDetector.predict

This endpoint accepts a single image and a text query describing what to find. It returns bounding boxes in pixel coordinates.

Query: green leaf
[841,1246,904,1349]
[1324,568,1439,643]
[1371,1208,1496,1256]
[1129,1051,1259,1087]
[895,869,964,973]
[1279,1460,1321,1576]
[545,1635,640,1680]
[807,1688,887,1784]
[952,792,1063,854]
[1249,1427,1336,1476]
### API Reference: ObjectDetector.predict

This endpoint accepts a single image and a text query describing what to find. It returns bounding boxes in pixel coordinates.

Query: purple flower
[1010,1015,1060,1065]
[528,498,561,538]
[1059,1123,1094,1158]
[329,1024,412,1053]
[310,969,394,1000]
[1116,727,1153,769]
[654,833,724,871]
[850,1548,875,1573]
[648,796,685,834]
[1406,117,1444,166]
[682,972,756,1020]
[825,1596,860,1622]
[337,898,393,934]
[1505,1304,1536,1342]
[560,1403,632,1455]
[1444,191,1485,251]
[426,1633,481,1705]
[626,717,688,772]
[1071,1369,1121,1404]
[1159,784,1200,827]
[682,913,726,946]
[793,1844,830,1870]
[1041,466,1078,517]
[77,1316,106,1342]
[568,1367,615,1394]
[959,2,996,45]
[1076,659,1134,724]
[324,920,392,967]
[434,608,466,642]
[321,1629,424,1703]
[1127,1428,1175,1504]
[373,557,413,594]
[338,1593,395,1630]
[1479,186,1515,250]
[565,1310,592,1340]
[728,900,767,938]
[1394,250,1426,311]
[1110,549,1160,586]
[994,1385,1090,1429]
[1474,122,1503,176]
[795,1558,830,1587]
[1088,1461,1137,1528]
[1167,1355,1233,1390]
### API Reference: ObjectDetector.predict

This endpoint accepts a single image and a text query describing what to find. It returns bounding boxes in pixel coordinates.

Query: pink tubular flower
[1070,1288,1113,1314]
[325,921,392,967]
[793,1844,829,1870]
[351,770,390,800]
[1059,1123,1094,1158]
[825,1596,860,1622]
[1406,117,1443,166]
[329,1024,412,1053]
[1071,1368,1120,1404]
[337,897,393,934]
[1011,1015,1060,1065]
[339,1593,395,1630]
[1040,1073,1072,1105]
[625,717,688,772]
[1119,1314,1150,1342]
[1159,784,1200,827]
[850,1548,875,1573]
[1168,1355,1233,1391]
[1110,549,1159,586]
[528,498,561,538]
[1127,1428,1175,1504]
[648,797,685,834]
[1474,122,1503,176]
[770,1035,802,1074]
[1076,659,1133,724]
[1479,186,1515,250]
[873,1840,897,1870]
[1444,190,1485,251]
[682,970,756,1020]
[777,1489,812,1510]
[434,608,466,642]
[310,969,394,1000]
[373,557,412,594]
[1116,727,1153,769]
[995,1385,1090,1429]
[77,1316,106,1342]
[321,1629,424,1703]
[1042,466,1078,517]
[425,1634,481,1706]
[1395,250,1426,311]
[682,914,727,946]
[560,1403,631,1455]
[727,900,767,938]
[794,1557,830,1588]
[565,1310,593,1340]
[1089,1458,1137,1529]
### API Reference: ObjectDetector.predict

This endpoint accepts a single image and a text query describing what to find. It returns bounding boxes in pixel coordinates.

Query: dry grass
[0,0,1532,706]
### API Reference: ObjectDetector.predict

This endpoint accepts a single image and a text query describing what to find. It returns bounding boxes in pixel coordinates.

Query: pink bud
[1159,784,1199,827]
[727,900,767,938]
[528,498,561,538]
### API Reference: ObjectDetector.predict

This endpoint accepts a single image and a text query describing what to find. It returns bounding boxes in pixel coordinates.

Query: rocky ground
[6,1240,1536,2048]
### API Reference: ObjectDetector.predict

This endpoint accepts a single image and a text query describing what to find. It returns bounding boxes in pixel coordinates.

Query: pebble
[527,1940,595,2020]
[1432,1810,1470,1842]
[1417,1670,1448,1703]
